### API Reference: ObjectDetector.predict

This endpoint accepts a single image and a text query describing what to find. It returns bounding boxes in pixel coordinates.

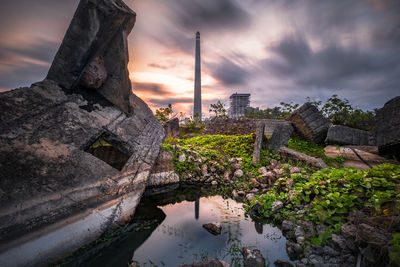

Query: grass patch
[287,138,345,167]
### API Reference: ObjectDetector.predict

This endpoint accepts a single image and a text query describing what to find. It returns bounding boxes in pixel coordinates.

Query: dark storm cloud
[0,39,59,64]
[0,0,78,36]
[150,0,251,55]
[264,33,400,91]
[271,35,311,66]
[0,62,49,89]
[133,82,171,95]
[207,58,249,86]
[149,98,192,106]
[171,0,251,33]
[262,35,311,77]
[0,0,78,90]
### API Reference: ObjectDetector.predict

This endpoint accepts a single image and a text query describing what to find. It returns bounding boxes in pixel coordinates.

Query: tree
[320,95,353,125]
[209,100,228,118]
[155,103,173,123]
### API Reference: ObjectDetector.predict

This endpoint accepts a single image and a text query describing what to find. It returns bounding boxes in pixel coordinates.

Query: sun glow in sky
[0,0,399,116]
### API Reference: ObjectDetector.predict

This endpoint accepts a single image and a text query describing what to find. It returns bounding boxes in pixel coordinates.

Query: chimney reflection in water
[195,198,199,220]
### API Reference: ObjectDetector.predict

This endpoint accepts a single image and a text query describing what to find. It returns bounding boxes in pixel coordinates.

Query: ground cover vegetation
[287,138,345,167]
[162,134,400,265]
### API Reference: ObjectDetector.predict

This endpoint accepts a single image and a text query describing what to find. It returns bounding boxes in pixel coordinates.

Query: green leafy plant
[209,100,228,118]
[155,104,174,123]
[248,163,400,244]
[287,138,344,167]
[390,233,400,266]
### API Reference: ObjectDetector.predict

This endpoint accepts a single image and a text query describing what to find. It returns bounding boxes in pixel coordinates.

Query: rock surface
[241,247,266,267]
[0,1,165,266]
[79,56,108,89]
[148,149,179,187]
[180,257,230,267]
[324,145,397,169]
[164,117,180,138]
[47,0,135,114]
[325,125,375,146]
[288,103,330,144]
[263,119,289,136]
[268,123,294,151]
[375,96,400,159]
[202,222,222,235]
[274,259,293,267]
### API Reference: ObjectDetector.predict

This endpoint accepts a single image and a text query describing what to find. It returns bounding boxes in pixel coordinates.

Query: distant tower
[193,31,202,120]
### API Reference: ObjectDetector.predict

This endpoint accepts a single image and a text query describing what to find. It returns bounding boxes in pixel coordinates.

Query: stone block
[375,96,400,159]
[164,117,180,138]
[268,123,294,151]
[252,121,265,166]
[0,1,165,265]
[288,103,331,144]
[325,125,375,146]
[47,0,136,114]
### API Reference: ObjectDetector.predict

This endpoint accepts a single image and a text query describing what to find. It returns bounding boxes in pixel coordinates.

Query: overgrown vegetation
[88,138,111,149]
[162,134,276,180]
[244,94,375,131]
[179,116,206,138]
[248,164,400,246]
[287,138,345,167]
[154,103,185,124]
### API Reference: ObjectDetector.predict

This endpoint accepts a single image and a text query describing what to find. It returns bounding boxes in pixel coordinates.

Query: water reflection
[63,185,291,266]
[195,198,199,220]
[255,222,263,235]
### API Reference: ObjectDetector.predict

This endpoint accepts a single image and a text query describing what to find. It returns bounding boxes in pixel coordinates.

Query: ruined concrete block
[375,96,400,159]
[325,125,375,146]
[263,119,288,136]
[164,118,180,138]
[252,121,265,166]
[0,0,165,265]
[47,0,136,114]
[268,123,294,151]
[288,103,331,144]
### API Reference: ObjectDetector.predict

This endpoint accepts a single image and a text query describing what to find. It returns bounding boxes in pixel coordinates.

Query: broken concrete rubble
[148,149,179,187]
[164,117,180,138]
[325,125,375,146]
[375,96,400,160]
[47,0,135,114]
[288,103,331,144]
[325,145,397,169]
[252,121,265,166]
[268,123,294,151]
[0,0,165,266]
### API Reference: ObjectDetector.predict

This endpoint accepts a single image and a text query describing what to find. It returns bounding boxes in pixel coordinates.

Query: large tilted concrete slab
[0,0,165,266]
[376,96,400,160]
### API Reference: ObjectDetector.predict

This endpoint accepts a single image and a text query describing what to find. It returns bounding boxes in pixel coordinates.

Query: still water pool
[62,185,291,266]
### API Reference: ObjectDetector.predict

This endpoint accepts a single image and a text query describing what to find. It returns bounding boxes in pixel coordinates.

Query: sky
[0,0,399,116]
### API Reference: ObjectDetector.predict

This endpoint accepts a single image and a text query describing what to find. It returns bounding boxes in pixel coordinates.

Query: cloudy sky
[0,0,399,116]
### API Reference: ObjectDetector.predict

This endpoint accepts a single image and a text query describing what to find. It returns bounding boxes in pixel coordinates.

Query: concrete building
[193,31,202,120]
[229,93,251,119]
